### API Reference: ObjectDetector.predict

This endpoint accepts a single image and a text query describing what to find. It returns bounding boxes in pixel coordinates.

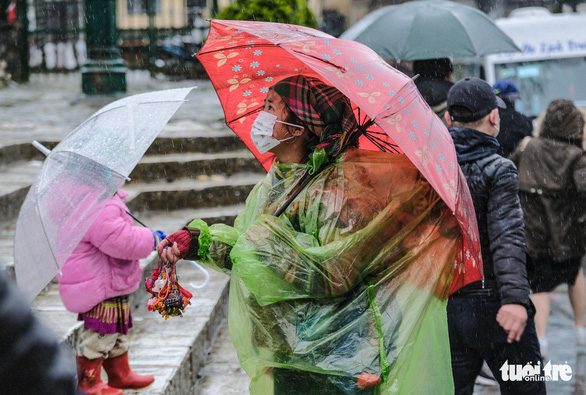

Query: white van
[459,7,586,117]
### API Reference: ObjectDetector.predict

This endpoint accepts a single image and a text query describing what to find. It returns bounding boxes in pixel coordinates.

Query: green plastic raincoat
[190,148,459,394]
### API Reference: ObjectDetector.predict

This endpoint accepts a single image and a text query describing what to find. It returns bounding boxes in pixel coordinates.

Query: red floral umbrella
[196,19,481,294]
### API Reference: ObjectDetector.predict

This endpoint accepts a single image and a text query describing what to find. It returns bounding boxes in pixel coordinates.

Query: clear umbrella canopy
[14,87,194,302]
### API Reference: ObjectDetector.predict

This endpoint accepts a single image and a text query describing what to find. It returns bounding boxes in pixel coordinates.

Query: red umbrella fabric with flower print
[197,19,481,293]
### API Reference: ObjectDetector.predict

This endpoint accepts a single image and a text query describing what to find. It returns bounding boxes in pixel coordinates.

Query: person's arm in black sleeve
[0,270,77,394]
[487,159,532,343]
[487,159,531,308]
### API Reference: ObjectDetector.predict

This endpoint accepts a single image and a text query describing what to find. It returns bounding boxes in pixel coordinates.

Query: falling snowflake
[250,61,260,68]
[232,65,242,72]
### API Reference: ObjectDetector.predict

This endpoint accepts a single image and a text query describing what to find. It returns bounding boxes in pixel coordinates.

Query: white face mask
[250,111,303,154]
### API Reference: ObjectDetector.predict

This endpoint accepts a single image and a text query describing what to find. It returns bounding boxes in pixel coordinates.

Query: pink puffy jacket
[58,190,155,313]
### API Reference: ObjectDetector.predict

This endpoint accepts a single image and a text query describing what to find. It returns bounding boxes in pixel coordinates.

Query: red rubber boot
[103,352,155,390]
[76,356,123,395]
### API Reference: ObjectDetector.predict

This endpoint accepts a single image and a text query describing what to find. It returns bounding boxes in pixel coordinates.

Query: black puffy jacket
[0,270,77,394]
[449,127,531,308]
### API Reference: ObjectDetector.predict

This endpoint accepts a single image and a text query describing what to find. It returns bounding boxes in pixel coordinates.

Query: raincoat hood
[540,98,584,145]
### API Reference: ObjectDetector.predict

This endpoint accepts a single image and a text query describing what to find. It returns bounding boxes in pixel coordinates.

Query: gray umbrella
[340,0,520,61]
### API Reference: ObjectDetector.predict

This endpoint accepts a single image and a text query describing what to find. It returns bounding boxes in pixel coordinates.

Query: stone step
[0,130,249,169]
[0,143,264,222]
[144,135,252,156]
[130,150,262,183]
[124,173,263,214]
[195,321,250,394]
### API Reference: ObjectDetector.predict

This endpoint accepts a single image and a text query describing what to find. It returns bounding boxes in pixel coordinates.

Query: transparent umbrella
[14,87,194,302]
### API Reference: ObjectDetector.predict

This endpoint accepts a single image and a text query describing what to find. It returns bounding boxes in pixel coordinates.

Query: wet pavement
[1,71,585,394]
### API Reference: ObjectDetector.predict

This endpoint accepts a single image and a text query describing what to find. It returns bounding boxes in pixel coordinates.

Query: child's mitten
[153,230,167,249]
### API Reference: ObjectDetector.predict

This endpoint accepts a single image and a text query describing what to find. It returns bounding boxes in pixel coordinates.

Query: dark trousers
[447,295,546,395]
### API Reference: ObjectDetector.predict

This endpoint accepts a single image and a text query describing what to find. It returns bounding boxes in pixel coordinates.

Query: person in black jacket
[413,58,454,125]
[444,77,545,395]
[492,79,534,158]
[0,269,78,394]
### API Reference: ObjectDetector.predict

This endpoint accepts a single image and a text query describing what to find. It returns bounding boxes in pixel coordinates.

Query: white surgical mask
[250,111,303,154]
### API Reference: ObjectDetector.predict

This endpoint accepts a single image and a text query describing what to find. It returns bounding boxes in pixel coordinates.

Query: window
[127,0,161,15]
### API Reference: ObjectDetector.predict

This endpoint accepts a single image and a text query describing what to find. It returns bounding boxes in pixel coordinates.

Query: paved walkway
[0,70,225,149]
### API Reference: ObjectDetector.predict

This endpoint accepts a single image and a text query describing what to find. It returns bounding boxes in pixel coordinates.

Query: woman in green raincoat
[158,75,461,394]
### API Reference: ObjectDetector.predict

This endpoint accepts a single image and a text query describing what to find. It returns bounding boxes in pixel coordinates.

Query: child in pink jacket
[58,190,165,395]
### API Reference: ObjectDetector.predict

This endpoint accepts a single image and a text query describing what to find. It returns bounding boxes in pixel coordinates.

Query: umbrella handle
[184,260,210,289]
[32,140,51,157]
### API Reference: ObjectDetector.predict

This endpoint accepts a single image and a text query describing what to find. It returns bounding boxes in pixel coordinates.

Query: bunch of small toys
[145,258,193,319]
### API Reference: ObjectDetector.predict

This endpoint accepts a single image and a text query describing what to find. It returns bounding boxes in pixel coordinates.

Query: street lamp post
[82,0,126,95]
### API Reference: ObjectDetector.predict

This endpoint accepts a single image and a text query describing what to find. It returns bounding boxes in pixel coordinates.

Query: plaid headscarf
[272,75,358,156]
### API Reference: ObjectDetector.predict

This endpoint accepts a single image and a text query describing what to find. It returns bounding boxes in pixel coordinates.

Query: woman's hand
[156,239,182,263]
[156,230,191,263]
